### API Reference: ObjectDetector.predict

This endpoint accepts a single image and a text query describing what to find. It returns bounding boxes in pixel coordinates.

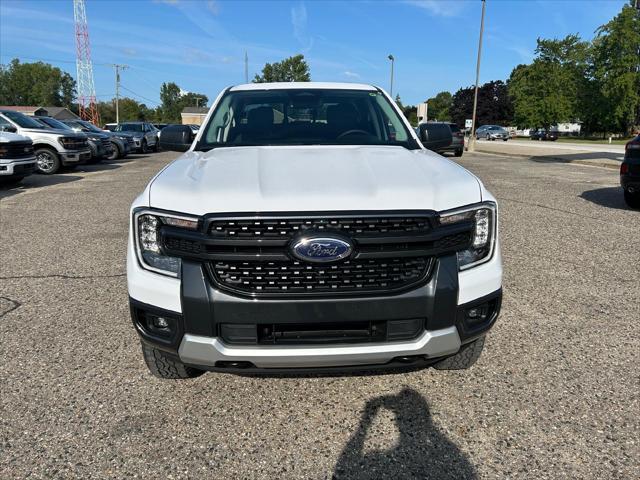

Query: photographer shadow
[333,387,476,480]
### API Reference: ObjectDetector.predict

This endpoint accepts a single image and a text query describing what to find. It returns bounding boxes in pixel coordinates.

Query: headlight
[88,136,101,141]
[58,136,85,148]
[439,202,496,270]
[134,209,199,277]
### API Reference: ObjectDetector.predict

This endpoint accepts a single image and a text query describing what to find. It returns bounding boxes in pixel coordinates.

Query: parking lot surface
[1,152,638,479]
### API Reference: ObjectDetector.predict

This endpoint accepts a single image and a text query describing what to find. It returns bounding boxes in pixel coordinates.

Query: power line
[119,85,161,106]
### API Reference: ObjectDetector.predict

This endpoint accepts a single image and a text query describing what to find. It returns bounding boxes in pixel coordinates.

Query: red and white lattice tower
[73,0,100,125]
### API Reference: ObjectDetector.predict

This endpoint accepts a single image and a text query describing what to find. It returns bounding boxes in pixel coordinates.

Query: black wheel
[107,143,120,160]
[141,139,148,153]
[454,149,463,157]
[141,342,204,379]
[486,133,491,141]
[153,140,160,152]
[624,190,640,209]
[433,336,485,370]
[35,147,61,174]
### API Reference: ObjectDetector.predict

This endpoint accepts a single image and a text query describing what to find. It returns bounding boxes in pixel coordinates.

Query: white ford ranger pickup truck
[127,82,502,379]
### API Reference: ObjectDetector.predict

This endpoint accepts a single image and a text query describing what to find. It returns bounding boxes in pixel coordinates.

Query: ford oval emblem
[291,236,353,263]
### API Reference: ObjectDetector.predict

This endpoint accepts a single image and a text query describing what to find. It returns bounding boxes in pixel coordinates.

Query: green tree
[426,91,452,121]
[160,82,182,122]
[159,82,209,123]
[118,98,152,121]
[507,35,589,130]
[591,2,640,134]
[0,59,76,107]
[253,54,311,83]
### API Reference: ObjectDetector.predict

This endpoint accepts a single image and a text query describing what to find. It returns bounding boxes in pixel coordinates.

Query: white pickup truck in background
[0,130,37,183]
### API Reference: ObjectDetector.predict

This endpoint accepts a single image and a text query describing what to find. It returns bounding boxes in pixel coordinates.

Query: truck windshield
[116,124,143,132]
[77,121,103,133]
[38,117,73,130]
[2,110,47,129]
[197,89,420,150]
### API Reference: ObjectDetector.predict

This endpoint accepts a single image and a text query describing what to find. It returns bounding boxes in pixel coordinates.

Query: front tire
[140,139,148,153]
[454,148,463,157]
[624,190,640,209]
[141,342,204,379]
[433,336,485,370]
[35,148,61,175]
[107,143,120,160]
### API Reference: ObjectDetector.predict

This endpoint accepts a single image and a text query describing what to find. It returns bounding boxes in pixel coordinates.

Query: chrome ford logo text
[291,236,353,263]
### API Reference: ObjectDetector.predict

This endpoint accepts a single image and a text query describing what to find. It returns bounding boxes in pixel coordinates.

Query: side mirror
[159,125,194,152]
[418,123,453,152]
[0,125,17,133]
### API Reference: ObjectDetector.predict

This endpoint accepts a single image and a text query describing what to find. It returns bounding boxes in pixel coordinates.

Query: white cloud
[291,2,313,52]
[206,1,220,15]
[343,71,360,78]
[403,0,465,18]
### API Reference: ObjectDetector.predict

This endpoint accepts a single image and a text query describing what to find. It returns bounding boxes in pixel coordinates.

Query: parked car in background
[621,134,640,208]
[34,116,112,163]
[530,129,558,141]
[103,123,117,131]
[476,125,509,141]
[0,131,37,183]
[62,119,134,160]
[0,110,90,174]
[153,123,168,131]
[187,124,200,134]
[113,122,159,152]
[415,122,462,156]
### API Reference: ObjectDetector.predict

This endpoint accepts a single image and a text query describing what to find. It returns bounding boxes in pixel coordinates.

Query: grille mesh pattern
[209,217,431,239]
[1,141,33,159]
[211,257,430,295]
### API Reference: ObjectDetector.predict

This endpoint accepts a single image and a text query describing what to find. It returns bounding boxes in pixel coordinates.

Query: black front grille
[0,141,33,159]
[210,257,432,295]
[209,216,432,239]
[160,212,473,298]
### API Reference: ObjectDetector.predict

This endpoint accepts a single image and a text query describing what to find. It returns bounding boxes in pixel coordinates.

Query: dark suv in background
[416,122,464,157]
[62,119,134,160]
[621,135,640,208]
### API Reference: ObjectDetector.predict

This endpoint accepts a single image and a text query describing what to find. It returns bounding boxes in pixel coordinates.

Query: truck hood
[148,145,482,215]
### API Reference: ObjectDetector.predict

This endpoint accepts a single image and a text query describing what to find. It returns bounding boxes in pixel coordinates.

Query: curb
[472,148,621,171]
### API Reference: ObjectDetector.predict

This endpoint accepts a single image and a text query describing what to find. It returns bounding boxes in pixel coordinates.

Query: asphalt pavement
[1,151,638,479]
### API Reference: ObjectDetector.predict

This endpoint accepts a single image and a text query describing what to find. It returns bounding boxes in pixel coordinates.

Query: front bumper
[129,253,502,372]
[0,157,37,177]
[60,149,92,164]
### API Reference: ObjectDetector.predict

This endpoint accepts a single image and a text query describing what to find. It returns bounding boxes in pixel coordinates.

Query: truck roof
[229,82,379,92]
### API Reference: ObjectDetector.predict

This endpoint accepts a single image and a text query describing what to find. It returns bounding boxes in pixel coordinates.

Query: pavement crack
[0,297,21,318]
[0,273,126,280]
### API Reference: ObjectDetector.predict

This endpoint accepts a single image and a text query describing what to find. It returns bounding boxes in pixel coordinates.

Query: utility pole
[111,63,128,124]
[244,51,249,83]
[467,0,486,152]
[388,54,395,97]
[194,96,204,108]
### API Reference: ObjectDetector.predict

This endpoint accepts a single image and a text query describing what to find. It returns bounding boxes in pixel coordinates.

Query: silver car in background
[476,125,509,141]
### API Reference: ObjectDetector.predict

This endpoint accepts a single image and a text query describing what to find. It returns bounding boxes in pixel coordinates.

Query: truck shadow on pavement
[0,174,82,200]
[580,186,636,211]
[333,388,476,480]
[529,151,624,165]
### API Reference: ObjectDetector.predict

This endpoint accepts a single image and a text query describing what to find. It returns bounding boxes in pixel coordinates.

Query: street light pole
[467,0,486,152]
[388,54,395,98]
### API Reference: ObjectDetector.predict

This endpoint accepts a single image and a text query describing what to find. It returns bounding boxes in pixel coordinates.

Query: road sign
[465,119,473,129]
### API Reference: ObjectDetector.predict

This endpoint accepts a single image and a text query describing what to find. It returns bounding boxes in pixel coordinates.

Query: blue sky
[0,0,627,107]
